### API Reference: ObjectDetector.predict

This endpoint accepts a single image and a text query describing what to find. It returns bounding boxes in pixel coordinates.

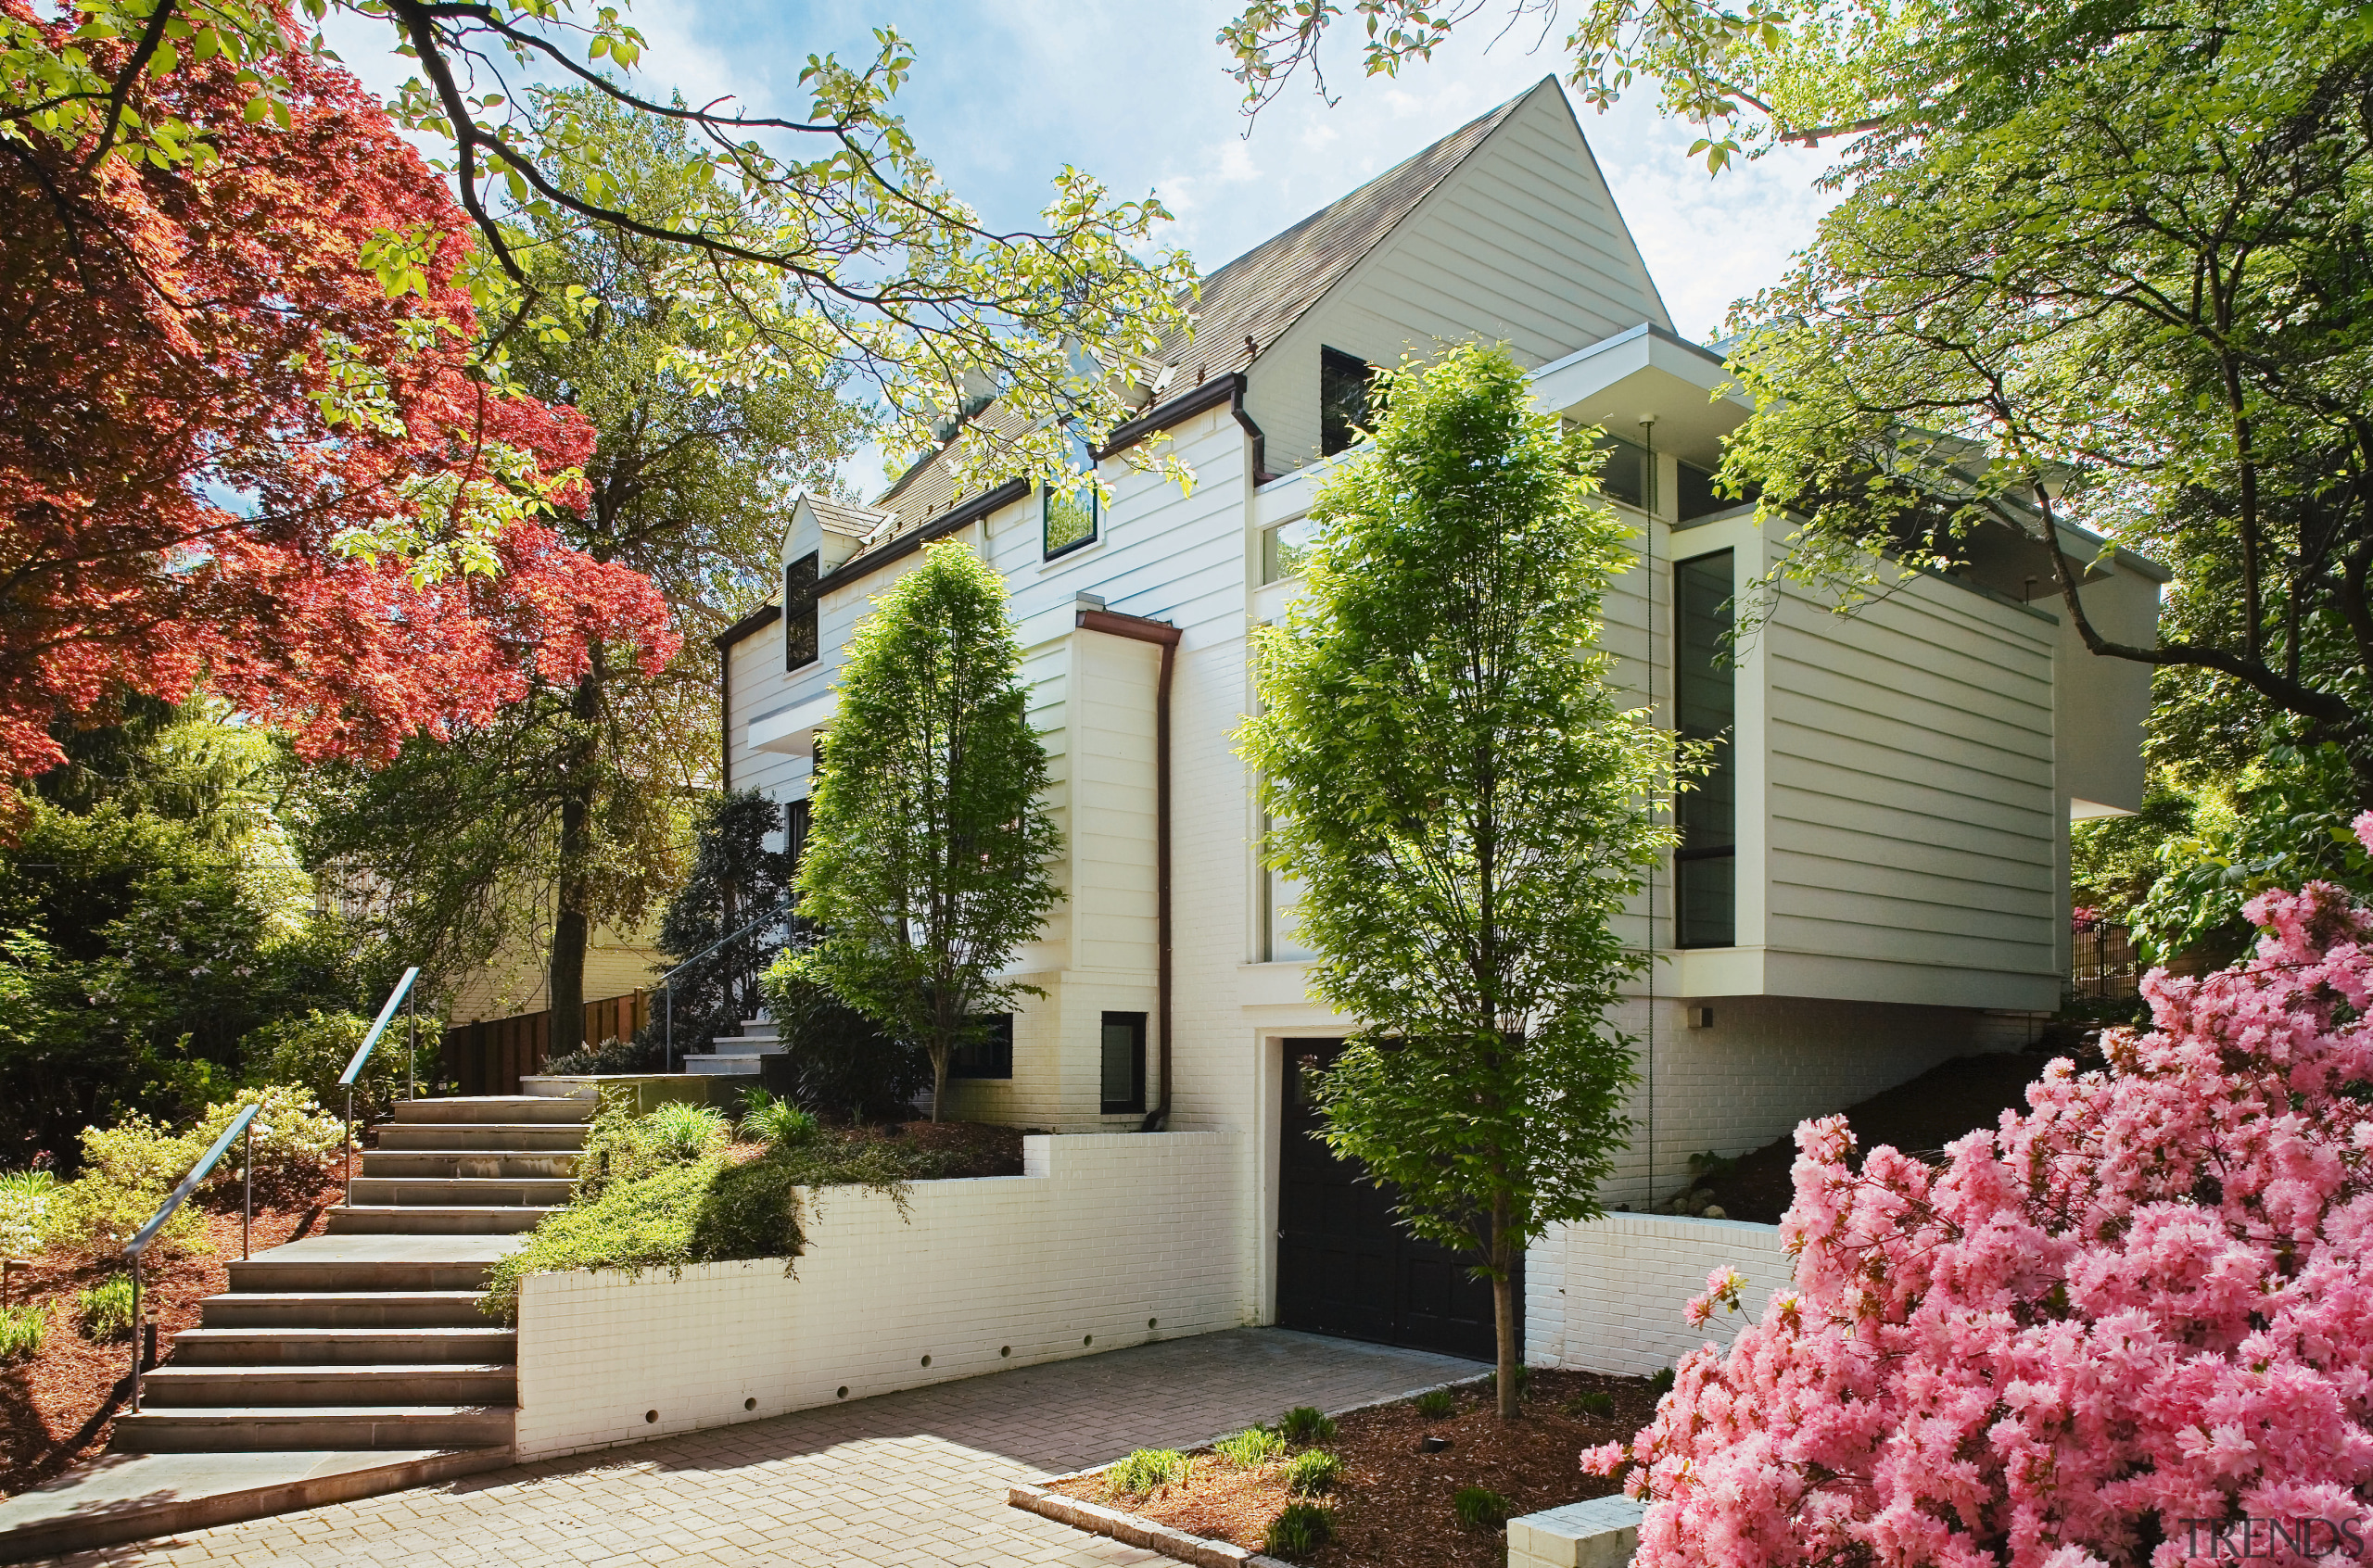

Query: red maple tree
[0,6,675,784]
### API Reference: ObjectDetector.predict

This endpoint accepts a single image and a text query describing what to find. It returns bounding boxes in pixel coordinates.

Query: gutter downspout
[1075,605,1183,1132]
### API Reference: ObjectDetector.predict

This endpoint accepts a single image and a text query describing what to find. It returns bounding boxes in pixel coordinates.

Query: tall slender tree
[793,542,1062,1121]
[1237,345,1674,1420]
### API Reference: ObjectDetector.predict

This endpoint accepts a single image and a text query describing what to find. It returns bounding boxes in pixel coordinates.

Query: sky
[325,0,1840,487]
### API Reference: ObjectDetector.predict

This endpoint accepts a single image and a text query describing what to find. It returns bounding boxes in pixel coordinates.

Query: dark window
[785,797,812,873]
[1674,551,1736,948]
[1596,436,1649,510]
[1677,459,1758,523]
[949,1014,1013,1080]
[1319,347,1376,457]
[1100,1011,1146,1114]
[1043,429,1099,558]
[784,552,818,671]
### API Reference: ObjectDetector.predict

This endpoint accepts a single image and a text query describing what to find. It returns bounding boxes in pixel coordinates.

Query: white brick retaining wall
[1526,1213,1791,1377]
[514,1131,1248,1461]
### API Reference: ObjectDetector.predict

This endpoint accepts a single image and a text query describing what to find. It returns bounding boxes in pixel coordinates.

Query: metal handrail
[341,967,421,1204]
[659,900,791,1071]
[121,1102,259,1414]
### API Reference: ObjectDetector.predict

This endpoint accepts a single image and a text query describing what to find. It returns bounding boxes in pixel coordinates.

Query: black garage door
[1275,1039,1501,1361]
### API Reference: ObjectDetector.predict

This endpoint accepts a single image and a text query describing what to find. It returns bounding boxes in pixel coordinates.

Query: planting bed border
[1006,1371,1500,1568]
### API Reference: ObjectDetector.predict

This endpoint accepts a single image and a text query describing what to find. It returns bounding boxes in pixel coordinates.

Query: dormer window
[1043,430,1100,559]
[784,551,818,671]
[1319,347,1376,457]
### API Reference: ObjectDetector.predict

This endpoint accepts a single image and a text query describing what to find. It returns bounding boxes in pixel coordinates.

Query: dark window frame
[1673,550,1737,950]
[783,552,819,671]
[949,1013,1014,1080]
[1099,1011,1147,1115]
[1042,430,1100,560]
[1319,347,1377,458]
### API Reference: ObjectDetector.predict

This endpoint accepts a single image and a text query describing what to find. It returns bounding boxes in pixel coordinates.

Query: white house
[714,77,2161,1362]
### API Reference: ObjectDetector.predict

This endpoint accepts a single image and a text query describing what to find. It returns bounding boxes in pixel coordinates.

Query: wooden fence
[443,990,652,1095]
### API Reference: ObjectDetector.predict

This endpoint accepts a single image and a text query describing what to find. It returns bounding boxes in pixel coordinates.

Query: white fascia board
[748,692,835,756]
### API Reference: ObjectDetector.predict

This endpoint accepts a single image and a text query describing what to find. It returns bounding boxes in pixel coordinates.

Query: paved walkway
[45,1330,1477,1567]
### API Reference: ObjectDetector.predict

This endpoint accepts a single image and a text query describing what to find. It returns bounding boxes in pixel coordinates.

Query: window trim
[1098,1010,1147,1115]
[1042,433,1101,560]
[783,552,819,672]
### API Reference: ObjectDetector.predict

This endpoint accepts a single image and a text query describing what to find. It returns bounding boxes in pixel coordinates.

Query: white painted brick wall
[514,1131,1247,1461]
[1526,1213,1790,1378]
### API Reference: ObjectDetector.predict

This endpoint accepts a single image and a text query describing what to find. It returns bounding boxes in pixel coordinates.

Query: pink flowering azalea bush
[1588,836,2373,1568]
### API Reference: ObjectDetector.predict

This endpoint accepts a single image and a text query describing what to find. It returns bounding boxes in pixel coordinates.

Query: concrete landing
[0,1448,511,1562]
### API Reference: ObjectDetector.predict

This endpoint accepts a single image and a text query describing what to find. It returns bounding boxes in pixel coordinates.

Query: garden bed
[0,1172,345,1497]
[831,1118,1026,1178]
[1038,1368,1657,1567]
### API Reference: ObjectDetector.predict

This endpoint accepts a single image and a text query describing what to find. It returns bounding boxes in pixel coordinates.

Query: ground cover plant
[1049,1372,1656,1566]
[1591,828,2373,1568]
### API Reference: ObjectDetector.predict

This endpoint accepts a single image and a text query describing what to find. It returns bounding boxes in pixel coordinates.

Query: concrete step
[389,1096,592,1126]
[201,1292,488,1329]
[684,1056,762,1077]
[327,1205,552,1236]
[359,1151,580,1180]
[375,1123,588,1153]
[111,1406,515,1452]
[227,1235,522,1295]
[344,1175,572,1207]
[143,1364,517,1408]
[712,1031,780,1048]
[173,1327,514,1365]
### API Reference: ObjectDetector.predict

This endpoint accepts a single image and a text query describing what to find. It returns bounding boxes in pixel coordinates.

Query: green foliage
[1104,1448,1188,1498]
[738,1090,819,1149]
[240,1010,427,1128]
[0,1169,54,1258]
[793,542,1064,1120]
[1275,1406,1338,1445]
[574,1096,727,1197]
[40,1113,204,1258]
[1213,1425,1290,1467]
[1565,1389,1618,1419]
[1263,1502,1336,1558]
[1453,1486,1512,1530]
[1485,1365,1530,1402]
[755,954,932,1124]
[644,1102,731,1162]
[190,1087,347,1203]
[641,790,797,1063]
[1649,1366,1676,1397]
[75,1274,136,1341]
[1283,1448,1343,1497]
[1412,1388,1456,1420]
[1237,344,1670,1409]
[0,1302,44,1359]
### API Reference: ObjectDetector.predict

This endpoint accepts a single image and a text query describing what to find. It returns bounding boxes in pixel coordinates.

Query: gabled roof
[804,494,893,540]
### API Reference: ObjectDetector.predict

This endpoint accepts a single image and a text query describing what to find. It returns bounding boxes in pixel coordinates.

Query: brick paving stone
[38,1328,1470,1568]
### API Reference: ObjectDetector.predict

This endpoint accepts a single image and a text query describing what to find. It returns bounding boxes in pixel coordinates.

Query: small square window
[1262,516,1321,583]
[1099,1012,1146,1115]
[1043,432,1099,559]
[950,1014,1013,1080]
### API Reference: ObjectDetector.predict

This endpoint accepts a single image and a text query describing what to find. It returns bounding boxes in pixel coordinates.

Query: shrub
[643,1102,730,1162]
[239,1010,429,1128]
[1587,853,2373,1568]
[1212,1425,1288,1467]
[1283,1448,1342,1497]
[1453,1486,1511,1529]
[544,1035,666,1076]
[1645,1366,1674,1397]
[574,1098,730,1196]
[39,1114,201,1258]
[738,1089,818,1149]
[1275,1406,1336,1445]
[1263,1502,1334,1558]
[756,959,932,1124]
[1563,1389,1616,1419]
[1104,1448,1187,1498]
[0,1169,55,1257]
[0,1302,45,1359]
[191,1086,345,1203]
[1411,1387,1456,1420]
[75,1273,136,1340]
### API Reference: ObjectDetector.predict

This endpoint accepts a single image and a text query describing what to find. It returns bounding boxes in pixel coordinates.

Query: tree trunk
[547,662,603,1061]
[1491,1195,1519,1421]
[929,1043,947,1123]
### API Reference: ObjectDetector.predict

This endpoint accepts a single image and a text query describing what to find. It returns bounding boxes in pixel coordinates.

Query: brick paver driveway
[51,1329,1475,1567]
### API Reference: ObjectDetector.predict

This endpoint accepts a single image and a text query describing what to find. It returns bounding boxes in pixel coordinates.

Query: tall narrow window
[1043,429,1099,558]
[1319,347,1376,457]
[1100,1011,1146,1114]
[1674,551,1736,948]
[785,797,812,873]
[783,552,818,671]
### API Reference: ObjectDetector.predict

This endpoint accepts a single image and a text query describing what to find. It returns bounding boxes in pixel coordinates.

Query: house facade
[715,78,2161,1361]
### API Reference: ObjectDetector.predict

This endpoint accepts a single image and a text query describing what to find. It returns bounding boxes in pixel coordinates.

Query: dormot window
[1100,1012,1147,1114]
[949,1014,1014,1080]
[1043,430,1099,559]
[1319,347,1376,458]
[1673,550,1736,948]
[783,552,818,671]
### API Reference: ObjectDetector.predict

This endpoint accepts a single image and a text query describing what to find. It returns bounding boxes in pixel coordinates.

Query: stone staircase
[685,1013,780,1079]
[108,1095,591,1456]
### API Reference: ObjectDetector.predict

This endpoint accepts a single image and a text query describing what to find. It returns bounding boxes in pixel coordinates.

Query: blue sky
[329,1,1837,486]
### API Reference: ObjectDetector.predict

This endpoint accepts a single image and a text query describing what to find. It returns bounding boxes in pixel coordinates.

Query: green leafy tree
[792,542,1062,1121]
[1237,344,1673,1420]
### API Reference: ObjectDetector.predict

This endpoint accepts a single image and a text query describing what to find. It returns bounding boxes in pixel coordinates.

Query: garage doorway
[1274,1039,1501,1361]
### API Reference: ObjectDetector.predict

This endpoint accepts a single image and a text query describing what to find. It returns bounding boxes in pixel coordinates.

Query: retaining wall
[1525,1212,1791,1377]
[513,1131,1249,1461]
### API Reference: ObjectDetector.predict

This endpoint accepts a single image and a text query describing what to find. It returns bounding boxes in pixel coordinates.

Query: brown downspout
[1075,606,1182,1132]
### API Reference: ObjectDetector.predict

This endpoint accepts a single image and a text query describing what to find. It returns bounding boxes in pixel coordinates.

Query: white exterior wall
[514,1131,1248,1461]
[1527,1213,1790,1376]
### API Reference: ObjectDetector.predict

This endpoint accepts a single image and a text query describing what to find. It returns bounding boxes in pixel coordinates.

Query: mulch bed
[847,1119,1028,1177]
[1692,1050,2062,1223]
[0,1171,345,1498]
[1047,1368,1657,1567]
